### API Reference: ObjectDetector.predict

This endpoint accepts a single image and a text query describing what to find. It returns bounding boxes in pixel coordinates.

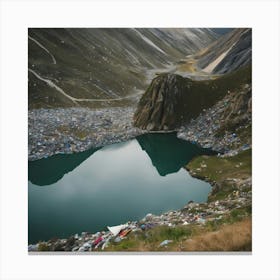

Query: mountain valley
[28,28,252,252]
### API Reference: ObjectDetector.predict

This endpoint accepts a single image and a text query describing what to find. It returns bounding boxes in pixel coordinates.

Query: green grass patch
[207,189,233,202]
[146,226,193,243]
[187,149,252,183]
[187,149,251,202]
[38,242,50,251]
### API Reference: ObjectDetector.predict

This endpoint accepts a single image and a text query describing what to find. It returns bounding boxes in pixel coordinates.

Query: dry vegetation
[181,218,251,251]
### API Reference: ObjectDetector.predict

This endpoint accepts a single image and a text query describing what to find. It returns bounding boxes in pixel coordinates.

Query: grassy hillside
[104,215,251,252]
[186,149,252,201]
[28,28,217,109]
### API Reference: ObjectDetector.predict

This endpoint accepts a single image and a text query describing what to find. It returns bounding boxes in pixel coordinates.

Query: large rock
[133,74,190,130]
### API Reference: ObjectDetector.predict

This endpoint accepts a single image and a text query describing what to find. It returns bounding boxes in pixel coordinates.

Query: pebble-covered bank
[28,107,143,161]
[177,84,252,157]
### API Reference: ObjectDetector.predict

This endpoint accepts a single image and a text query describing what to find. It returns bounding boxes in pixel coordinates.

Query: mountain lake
[28,133,215,243]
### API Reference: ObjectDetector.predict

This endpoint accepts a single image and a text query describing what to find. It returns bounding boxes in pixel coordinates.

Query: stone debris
[28,178,251,252]
[177,84,252,156]
[29,107,145,161]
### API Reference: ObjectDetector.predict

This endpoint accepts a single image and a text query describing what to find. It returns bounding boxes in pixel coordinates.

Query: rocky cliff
[133,66,251,131]
[133,74,188,130]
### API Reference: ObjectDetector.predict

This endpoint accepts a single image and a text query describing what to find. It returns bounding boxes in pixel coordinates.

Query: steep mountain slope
[133,27,252,131]
[133,65,251,130]
[196,28,251,74]
[28,28,217,109]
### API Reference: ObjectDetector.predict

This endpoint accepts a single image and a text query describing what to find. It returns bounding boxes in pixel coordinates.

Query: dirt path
[28,35,57,65]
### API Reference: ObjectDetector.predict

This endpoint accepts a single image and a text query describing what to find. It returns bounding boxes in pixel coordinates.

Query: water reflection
[28,147,100,186]
[28,133,213,243]
[136,133,214,176]
[28,133,215,186]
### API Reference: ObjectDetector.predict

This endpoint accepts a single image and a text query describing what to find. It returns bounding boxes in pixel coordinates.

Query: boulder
[134,74,188,130]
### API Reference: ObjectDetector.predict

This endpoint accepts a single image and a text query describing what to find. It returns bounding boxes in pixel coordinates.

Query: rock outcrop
[133,65,251,131]
[178,83,252,154]
[133,74,190,130]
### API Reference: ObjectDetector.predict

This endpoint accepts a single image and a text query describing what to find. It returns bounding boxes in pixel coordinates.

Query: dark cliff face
[133,74,190,130]
[133,66,251,131]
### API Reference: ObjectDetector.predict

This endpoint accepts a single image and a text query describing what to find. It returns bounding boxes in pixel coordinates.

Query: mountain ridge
[196,28,251,74]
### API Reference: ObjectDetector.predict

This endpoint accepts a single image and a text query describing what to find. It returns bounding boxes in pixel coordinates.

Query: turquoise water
[28,133,214,243]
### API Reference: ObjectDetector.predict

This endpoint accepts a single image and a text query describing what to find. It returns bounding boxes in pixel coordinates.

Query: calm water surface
[28,133,214,243]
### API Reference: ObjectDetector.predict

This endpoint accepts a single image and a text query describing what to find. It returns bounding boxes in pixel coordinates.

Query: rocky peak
[133,74,192,131]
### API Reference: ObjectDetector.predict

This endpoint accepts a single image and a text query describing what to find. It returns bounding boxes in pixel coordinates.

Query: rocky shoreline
[28,173,251,252]
[28,143,251,251]
[28,83,251,161]
[28,107,144,161]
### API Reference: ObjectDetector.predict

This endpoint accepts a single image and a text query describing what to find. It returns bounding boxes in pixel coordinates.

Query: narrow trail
[28,52,214,106]
[29,68,142,103]
[28,35,57,65]
[28,69,78,105]
[75,92,142,102]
